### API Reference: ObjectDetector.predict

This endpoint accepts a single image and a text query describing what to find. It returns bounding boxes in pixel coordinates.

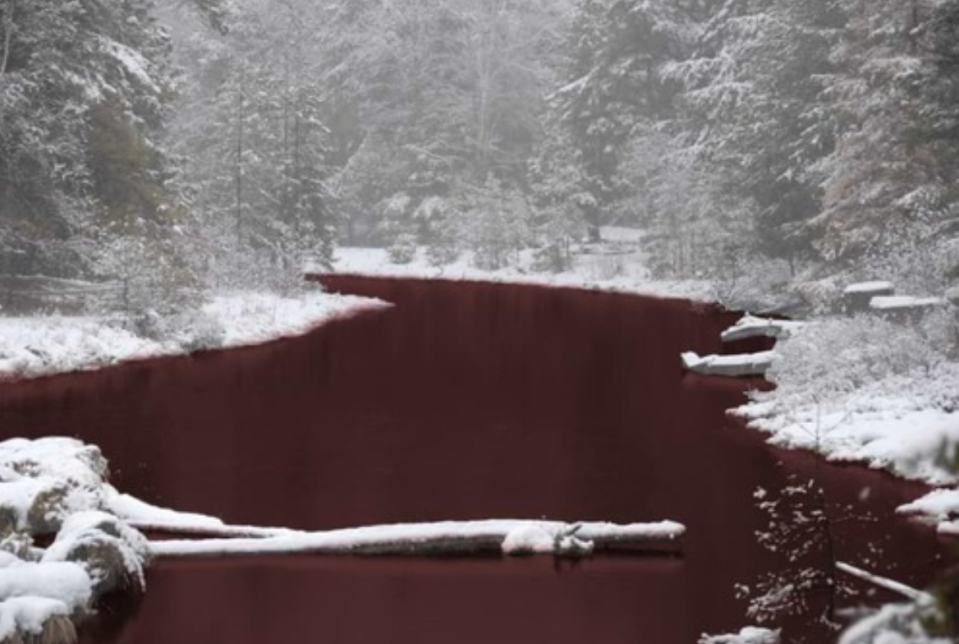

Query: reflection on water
[98,557,692,644]
[0,277,944,643]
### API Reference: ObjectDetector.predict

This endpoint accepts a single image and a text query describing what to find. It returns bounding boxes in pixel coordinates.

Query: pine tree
[549,0,694,241]
[811,0,948,282]
[0,0,224,284]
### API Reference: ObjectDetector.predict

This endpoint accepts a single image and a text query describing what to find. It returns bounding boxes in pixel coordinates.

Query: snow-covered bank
[733,314,959,486]
[0,290,385,380]
[325,240,713,301]
[724,311,959,538]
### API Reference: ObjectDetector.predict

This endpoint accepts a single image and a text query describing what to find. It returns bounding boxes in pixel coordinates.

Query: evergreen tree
[812,0,948,281]
[549,0,695,241]
[0,0,225,287]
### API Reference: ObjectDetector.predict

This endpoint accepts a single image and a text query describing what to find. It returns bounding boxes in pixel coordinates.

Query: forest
[2,0,959,307]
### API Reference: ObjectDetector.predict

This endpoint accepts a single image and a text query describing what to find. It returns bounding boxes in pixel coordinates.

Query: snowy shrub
[388,233,418,265]
[754,315,942,414]
[711,256,795,312]
[151,309,226,353]
[839,601,951,644]
[586,253,628,281]
[425,217,461,267]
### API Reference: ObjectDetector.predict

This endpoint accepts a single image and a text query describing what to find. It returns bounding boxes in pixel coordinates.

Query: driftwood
[720,315,804,343]
[147,520,686,560]
[681,351,776,378]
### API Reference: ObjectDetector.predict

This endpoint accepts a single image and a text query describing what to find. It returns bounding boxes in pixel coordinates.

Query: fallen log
[720,315,805,343]
[148,519,686,559]
[681,351,776,378]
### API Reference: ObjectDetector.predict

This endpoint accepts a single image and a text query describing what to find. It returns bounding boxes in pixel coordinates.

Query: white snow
[739,399,959,484]
[0,438,109,530]
[148,519,685,558]
[0,597,72,641]
[106,490,301,538]
[897,489,959,522]
[0,290,384,380]
[870,296,945,311]
[720,315,805,343]
[736,315,959,485]
[682,351,778,375]
[836,562,933,604]
[898,489,959,536]
[500,523,559,554]
[324,242,713,301]
[100,37,159,91]
[0,562,92,613]
[200,291,384,347]
[844,281,894,295]
[700,627,780,644]
[106,492,226,532]
[43,510,151,590]
[839,601,948,644]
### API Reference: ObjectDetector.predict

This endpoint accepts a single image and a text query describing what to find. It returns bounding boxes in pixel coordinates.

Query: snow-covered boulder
[0,439,110,538]
[0,597,77,644]
[43,512,149,598]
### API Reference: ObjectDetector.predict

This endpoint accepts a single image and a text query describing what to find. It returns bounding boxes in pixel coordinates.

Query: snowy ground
[728,313,959,534]
[327,228,713,300]
[0,290,385,380]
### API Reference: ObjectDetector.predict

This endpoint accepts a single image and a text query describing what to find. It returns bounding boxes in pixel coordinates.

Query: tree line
[2,0,959,298]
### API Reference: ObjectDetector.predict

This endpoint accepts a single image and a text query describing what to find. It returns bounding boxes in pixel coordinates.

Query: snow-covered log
[720,315,804,343]
[869,296,947,324]
[699,627,780,644]
[681,351,777,377]
[843,281,895,312]
[148,519,686,559]
[836,562,933,604]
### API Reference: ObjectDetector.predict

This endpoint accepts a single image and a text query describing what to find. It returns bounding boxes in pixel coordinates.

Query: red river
[0,276,946,643]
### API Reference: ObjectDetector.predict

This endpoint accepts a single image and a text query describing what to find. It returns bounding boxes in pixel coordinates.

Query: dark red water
[0,276,945,643]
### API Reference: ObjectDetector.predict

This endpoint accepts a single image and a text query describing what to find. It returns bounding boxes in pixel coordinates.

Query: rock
[0,533,34,561]
[0,598,77,644]
[18,615,76,644]
[24,487,70,537]
[43,513,149,599]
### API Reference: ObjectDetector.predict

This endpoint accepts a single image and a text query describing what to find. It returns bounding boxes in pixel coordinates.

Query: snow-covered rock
[43,512,150,597]
[0,597,76,644]
[0,438,109,535]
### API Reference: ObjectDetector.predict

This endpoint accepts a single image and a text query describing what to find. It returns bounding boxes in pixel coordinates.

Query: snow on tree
[170,0,336,289]
[810,0,950,280]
